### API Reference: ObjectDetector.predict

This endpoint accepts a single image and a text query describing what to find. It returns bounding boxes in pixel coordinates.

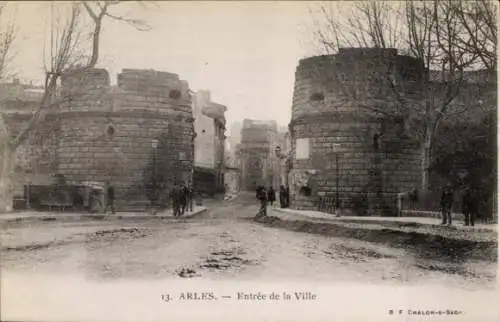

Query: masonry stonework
[3,110,60,193]
[289,48,424,215]
[33,68,194,207]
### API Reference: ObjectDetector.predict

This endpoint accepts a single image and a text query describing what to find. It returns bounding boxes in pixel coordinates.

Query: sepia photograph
[0,1,498,321]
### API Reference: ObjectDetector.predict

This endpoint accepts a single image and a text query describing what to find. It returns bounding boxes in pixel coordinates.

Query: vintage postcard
[0,1,498,321]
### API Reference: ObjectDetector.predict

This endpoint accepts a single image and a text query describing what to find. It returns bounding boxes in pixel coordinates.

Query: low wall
[400,189,495,222]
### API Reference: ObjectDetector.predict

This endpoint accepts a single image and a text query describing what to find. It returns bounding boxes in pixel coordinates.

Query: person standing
[440,186,454,225]
[105,182,115,214]
[182,183,190,215]
[267,186,276,207]
[279,185,286,208]
[285,186,290,208]
[169,181,182,217]
[180,183,189,215]
[462,187,477,227]
[255,185,268,217]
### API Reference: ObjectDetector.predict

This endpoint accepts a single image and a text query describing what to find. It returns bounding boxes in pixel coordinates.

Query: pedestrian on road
[181,183,190,215]
[170,181,183,217]
[105,182,115,214]
[267,186,276,207]
[285,186,290,208]
[255,185,268,217]
[440,185,454,225]
[462,187,477,227]
[279,185,286,208]
[180,183,190,214]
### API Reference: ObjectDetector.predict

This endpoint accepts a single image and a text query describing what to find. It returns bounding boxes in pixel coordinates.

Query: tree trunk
[421,128,433,192]
[420,131,432,191]
[0,144,14,213]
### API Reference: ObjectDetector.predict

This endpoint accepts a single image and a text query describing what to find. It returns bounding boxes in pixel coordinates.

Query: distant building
[238,119,280,191]
[192,90,227,195]
[228,121,243,155]
[223,145,239,195]
[0,79,44,107]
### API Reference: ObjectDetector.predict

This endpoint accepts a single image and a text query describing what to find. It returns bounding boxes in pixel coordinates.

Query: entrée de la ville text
[161,291,318,302]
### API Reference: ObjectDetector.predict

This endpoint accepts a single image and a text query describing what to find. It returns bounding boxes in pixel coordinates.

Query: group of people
[103,181,194,217]
[440,186,478,226]
[169,181,194,217]
[255,185,290,217]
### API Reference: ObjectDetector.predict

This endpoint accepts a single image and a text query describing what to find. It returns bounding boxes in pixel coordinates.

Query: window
[169,90,182,100]
[310,92,325,101]
[295,138,310,160]
[300,186,312,196]
[179,152,186,160]
[373,134,380,150]
[106,124,115,138]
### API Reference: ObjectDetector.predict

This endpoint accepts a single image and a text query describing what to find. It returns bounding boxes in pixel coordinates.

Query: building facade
[192,90,227,195]
[0,79,45,102]
[223,144,240,195]
[238,119,280,191]
[228,121,243,157]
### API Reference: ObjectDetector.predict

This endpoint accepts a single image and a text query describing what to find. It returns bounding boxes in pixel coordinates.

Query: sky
[5,1,324,134]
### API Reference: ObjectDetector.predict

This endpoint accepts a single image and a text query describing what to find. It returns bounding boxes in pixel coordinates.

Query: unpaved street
[1,195,495,290]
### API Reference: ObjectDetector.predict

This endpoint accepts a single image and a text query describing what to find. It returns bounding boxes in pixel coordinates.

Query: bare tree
[310,1,404,54]
[0,1,151,212]
[309,0,494,190]
[453,0,497,72]
[0,2,17,80]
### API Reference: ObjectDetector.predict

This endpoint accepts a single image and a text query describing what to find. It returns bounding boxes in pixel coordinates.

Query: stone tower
[57,68,194,206]
[289,48,423,215]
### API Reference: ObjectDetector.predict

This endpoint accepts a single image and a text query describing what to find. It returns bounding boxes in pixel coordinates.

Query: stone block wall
[3,109,60,194]
[57,68,194,205]
[292,49,424,121]
[289,48,424,215]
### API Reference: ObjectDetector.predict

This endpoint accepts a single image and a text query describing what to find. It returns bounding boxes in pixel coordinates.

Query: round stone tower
[57,68,194,207]
[289,48,423,215]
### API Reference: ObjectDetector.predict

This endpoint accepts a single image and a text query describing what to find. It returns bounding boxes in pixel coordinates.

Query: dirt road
[1,195,495,288]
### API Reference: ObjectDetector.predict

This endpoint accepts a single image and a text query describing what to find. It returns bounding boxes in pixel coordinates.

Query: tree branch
[7,1,152,150]
[103,11,152,31]
[0,3,17,80]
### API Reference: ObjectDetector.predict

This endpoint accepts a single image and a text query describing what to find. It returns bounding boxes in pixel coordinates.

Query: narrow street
[1,195,495,288]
